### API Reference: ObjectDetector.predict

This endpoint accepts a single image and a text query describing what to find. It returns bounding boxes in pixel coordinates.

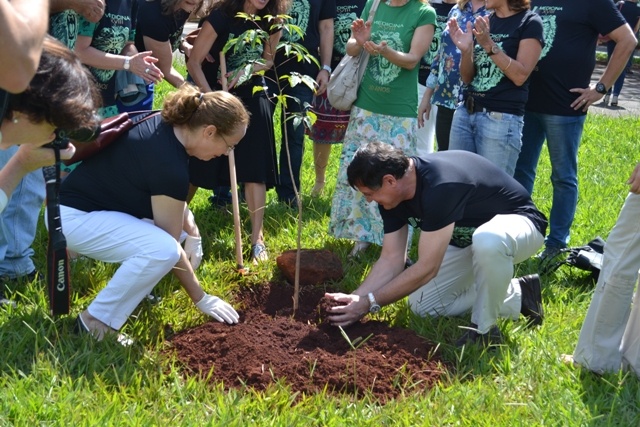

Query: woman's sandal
[348,241,371,258]
[250,243,268,264]
[311,181,325,197]
[76,313,133,346]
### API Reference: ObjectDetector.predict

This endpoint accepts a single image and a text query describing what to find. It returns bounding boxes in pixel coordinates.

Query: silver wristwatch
[123,57,131,71]
[367,292,381,314]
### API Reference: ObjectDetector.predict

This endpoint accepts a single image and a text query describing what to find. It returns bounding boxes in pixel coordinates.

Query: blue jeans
[271,82,313,202]
[513,111,586,249]
[606,41,634,96]
[0,146,45,278]
[449,105,523,176]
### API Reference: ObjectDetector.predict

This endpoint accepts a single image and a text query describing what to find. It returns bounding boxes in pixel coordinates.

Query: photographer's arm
[0,144,76,212]
[0,0,49,92]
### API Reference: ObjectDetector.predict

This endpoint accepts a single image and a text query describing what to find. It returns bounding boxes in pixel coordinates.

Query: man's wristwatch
[322,64,332,74]
[367,292,381,314]
[123,57,131,71]
[487,44,501,56]
[595,82,607,94]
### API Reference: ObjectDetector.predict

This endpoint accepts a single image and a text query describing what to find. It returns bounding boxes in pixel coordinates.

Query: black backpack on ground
[539,237,606,281]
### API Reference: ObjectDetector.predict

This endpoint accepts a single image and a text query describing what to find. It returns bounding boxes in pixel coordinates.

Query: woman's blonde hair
[162,83,250,136]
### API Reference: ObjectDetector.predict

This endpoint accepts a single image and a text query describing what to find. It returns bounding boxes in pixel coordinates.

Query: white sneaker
[611,95,619,106]
[603,93,610,105]
[349,241,371,258]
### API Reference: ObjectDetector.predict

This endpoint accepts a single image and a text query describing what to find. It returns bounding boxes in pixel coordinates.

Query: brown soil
[167,282,448,402]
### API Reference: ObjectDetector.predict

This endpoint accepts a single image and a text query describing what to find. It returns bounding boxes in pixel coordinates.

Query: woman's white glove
[195,293,239,324]
[184,235,203,270]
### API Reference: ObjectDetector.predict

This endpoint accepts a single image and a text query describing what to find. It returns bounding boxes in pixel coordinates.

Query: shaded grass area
[1,69,639,424]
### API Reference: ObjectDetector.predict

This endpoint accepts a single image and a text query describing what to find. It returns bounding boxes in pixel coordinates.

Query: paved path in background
[590,62,640,117]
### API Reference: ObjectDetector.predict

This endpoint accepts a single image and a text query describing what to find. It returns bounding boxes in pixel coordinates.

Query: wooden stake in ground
[219,52,246,274]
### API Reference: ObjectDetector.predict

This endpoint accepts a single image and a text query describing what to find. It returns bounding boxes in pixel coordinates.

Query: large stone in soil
[276,249,344,286]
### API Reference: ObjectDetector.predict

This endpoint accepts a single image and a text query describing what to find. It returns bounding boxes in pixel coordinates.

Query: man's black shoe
[455,323,504,348]
[518,274,544,326]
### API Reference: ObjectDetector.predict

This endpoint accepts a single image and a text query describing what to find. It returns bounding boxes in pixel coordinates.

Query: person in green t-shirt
[329,0,435,257]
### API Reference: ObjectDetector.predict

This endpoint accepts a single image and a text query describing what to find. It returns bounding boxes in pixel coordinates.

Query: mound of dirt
[168,282,447,402]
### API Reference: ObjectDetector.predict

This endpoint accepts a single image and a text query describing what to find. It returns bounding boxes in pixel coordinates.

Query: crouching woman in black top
[58,84,249,340]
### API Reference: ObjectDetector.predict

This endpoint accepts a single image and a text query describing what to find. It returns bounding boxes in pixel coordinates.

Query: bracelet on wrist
[321,64,332,74]
[503,57,512,71]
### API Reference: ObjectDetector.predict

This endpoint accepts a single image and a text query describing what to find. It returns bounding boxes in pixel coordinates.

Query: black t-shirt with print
[272,0,337,78]
[419,1,455,85]
[527,0,626,116]
[60,115,190,219]
[134,0,190,53]
[78,0,137,109]
[201,8,272,95]
[469,9,544,116]
[50,10,80,49]
[332,0,367,69]
[379,151,548,244]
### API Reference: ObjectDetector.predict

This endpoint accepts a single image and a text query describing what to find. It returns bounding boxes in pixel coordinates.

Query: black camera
[45,125,102,150]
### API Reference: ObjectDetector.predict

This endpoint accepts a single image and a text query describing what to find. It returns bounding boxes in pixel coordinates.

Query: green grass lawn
[1,72,639,425]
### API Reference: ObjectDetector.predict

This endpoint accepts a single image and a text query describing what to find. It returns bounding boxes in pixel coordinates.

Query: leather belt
[465,96,490,114]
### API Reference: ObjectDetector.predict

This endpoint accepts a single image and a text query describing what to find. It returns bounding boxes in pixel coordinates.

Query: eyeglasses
[221,134,235,155]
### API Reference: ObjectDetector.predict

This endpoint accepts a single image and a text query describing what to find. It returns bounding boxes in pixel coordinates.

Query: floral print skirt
[328,106,418,246]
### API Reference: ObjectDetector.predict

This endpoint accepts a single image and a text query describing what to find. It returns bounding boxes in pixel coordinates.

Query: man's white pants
[408,214,544,333]
[60,206,181,330]
[416,83,437,158]
[573,193,640,375]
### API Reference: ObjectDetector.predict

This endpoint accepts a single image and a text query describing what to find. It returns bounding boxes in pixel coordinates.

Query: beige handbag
[326,0,381,111]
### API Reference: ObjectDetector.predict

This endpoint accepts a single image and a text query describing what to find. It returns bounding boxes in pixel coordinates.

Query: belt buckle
[465,97,474,114]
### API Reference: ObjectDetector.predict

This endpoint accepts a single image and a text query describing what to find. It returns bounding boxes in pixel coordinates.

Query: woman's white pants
[59,205,181,330]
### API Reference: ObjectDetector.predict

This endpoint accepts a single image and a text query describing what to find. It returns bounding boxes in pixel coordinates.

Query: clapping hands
[447,18,474,53]
[351,19,372,48]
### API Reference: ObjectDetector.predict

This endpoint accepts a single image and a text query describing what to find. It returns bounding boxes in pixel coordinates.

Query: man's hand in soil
[324,292,369,327]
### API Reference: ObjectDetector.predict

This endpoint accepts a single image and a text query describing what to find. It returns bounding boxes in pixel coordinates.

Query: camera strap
[43,150,70,315]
